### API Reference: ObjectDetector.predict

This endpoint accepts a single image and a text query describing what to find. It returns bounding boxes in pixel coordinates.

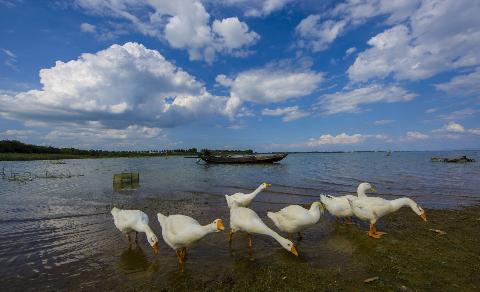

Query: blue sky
[0,0,479,151]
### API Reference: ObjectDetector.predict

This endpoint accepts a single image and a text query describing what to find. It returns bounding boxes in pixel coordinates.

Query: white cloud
[217,65,322,114]
[319,84,416,115]
[218,0,292,17]
[0,129,33,140]
[45,123,163,141]
[261,106,310,122]
[1,48,18,70]
[212,17,260,51]
[435,68,480,96]
[0,43,230,131]
[468,128,480,135]
[345,47,357,56]
[296,0,420,52]
[296,15,347,52]
[80,22,96,33]
[433,121,465,133]
[406,131,429,140]
[306,133,366,146]
[437,108,477,121]
[373,119,394,125]
[425,107,438,114]
[76,0,259,63]
[348,0,480,81]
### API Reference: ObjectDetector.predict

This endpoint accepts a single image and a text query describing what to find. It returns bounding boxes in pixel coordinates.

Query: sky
[0,0,479,151]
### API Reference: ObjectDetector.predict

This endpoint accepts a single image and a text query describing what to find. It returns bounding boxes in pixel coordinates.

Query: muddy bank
[69,203,480,291]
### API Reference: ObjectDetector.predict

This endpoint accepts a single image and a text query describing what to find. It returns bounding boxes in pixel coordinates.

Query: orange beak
[420,211,427,222]
[265,183,272,187]
[216,219,225,231]
[152,242,159,255]
[290,246,298,256]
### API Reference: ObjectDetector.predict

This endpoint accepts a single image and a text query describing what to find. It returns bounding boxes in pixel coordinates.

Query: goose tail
[267,211,279,226]
[157,212,167,228]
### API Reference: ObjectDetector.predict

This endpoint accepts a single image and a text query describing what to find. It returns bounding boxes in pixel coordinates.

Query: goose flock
[112,182,427,266]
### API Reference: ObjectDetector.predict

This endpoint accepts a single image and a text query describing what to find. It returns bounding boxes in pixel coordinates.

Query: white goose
[225,182,272,208]
[111,207,159,254]
[347,196,427,238]
[227,197,298,256]
[320,182,376,224]
[157,212,224,265]
[267,202,324,240]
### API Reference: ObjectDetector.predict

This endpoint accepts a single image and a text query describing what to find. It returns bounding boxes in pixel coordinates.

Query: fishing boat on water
[198,152,288,164]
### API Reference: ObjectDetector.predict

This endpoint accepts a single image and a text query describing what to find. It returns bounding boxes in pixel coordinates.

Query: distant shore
[0,152,192,161]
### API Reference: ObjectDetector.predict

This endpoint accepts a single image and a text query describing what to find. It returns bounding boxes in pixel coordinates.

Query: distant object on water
[199,152,288,164]
[113,172,140,190]
[431,155,475,163]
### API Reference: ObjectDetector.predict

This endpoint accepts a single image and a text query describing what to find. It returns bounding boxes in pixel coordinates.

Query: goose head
[279,237,298,256]
[213,218,225,231]
[147,234,159,255]
[412,204,427,222]
[358,182,376,195]
[261,182,272,189]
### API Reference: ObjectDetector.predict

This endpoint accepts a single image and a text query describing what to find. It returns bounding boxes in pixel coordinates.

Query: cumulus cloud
[0,43,230,132]
[295,0,420,52]
[306,133,367,146]
[80,22,96,33]
[345,47,357,56]
[218,0,292,17]
[435,68,480,96]
[433,121,465,133]
[261,106,310,122]
[296,15,347,52]
[220,69,322,103]
[348,0,480,81]
[216,65,323,115]
[76,0,259,63]
[318,84,416,115]
[0,129,33,140]
[406,131,429,140]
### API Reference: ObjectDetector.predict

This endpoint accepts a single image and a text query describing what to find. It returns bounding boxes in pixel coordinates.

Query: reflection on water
[0,151,479,290]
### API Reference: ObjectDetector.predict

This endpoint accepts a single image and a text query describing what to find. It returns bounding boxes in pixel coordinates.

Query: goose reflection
[118,246,150,271]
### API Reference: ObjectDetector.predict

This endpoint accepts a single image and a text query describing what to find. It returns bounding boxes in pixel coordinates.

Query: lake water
[1,151,479,290]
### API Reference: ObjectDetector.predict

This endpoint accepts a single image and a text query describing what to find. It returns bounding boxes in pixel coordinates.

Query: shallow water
[0,151,479,290]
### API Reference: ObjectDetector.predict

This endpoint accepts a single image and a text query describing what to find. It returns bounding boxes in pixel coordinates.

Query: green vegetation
[0,140,255,161]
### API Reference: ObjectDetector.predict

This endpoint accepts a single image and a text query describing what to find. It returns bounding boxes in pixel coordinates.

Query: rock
[431,156,475,163]
[429,229,447,235]
[364,276,379,283]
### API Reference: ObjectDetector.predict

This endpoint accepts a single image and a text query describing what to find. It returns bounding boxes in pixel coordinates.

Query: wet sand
[3,198,479,291]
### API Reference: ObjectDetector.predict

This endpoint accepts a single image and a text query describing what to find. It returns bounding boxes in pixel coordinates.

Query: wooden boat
[199,153,288,164]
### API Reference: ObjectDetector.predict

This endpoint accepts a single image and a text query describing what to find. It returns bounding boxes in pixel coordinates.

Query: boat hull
[199,153,288,164]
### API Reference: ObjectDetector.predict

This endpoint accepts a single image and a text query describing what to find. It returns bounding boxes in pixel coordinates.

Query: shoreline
[0,152,193,161]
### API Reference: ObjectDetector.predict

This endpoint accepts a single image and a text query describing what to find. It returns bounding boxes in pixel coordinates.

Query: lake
[1,151,479,290]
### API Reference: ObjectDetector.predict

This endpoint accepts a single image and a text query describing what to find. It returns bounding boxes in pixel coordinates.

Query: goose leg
[335,217,340,223]
[247,234,253,249]
[176,249,184,264]
[229,231,234,245]
[297,232,303,241]
[368,223,387,239]
[182,247,187,261]
[135,232,138,242]
[127,233,132,247]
